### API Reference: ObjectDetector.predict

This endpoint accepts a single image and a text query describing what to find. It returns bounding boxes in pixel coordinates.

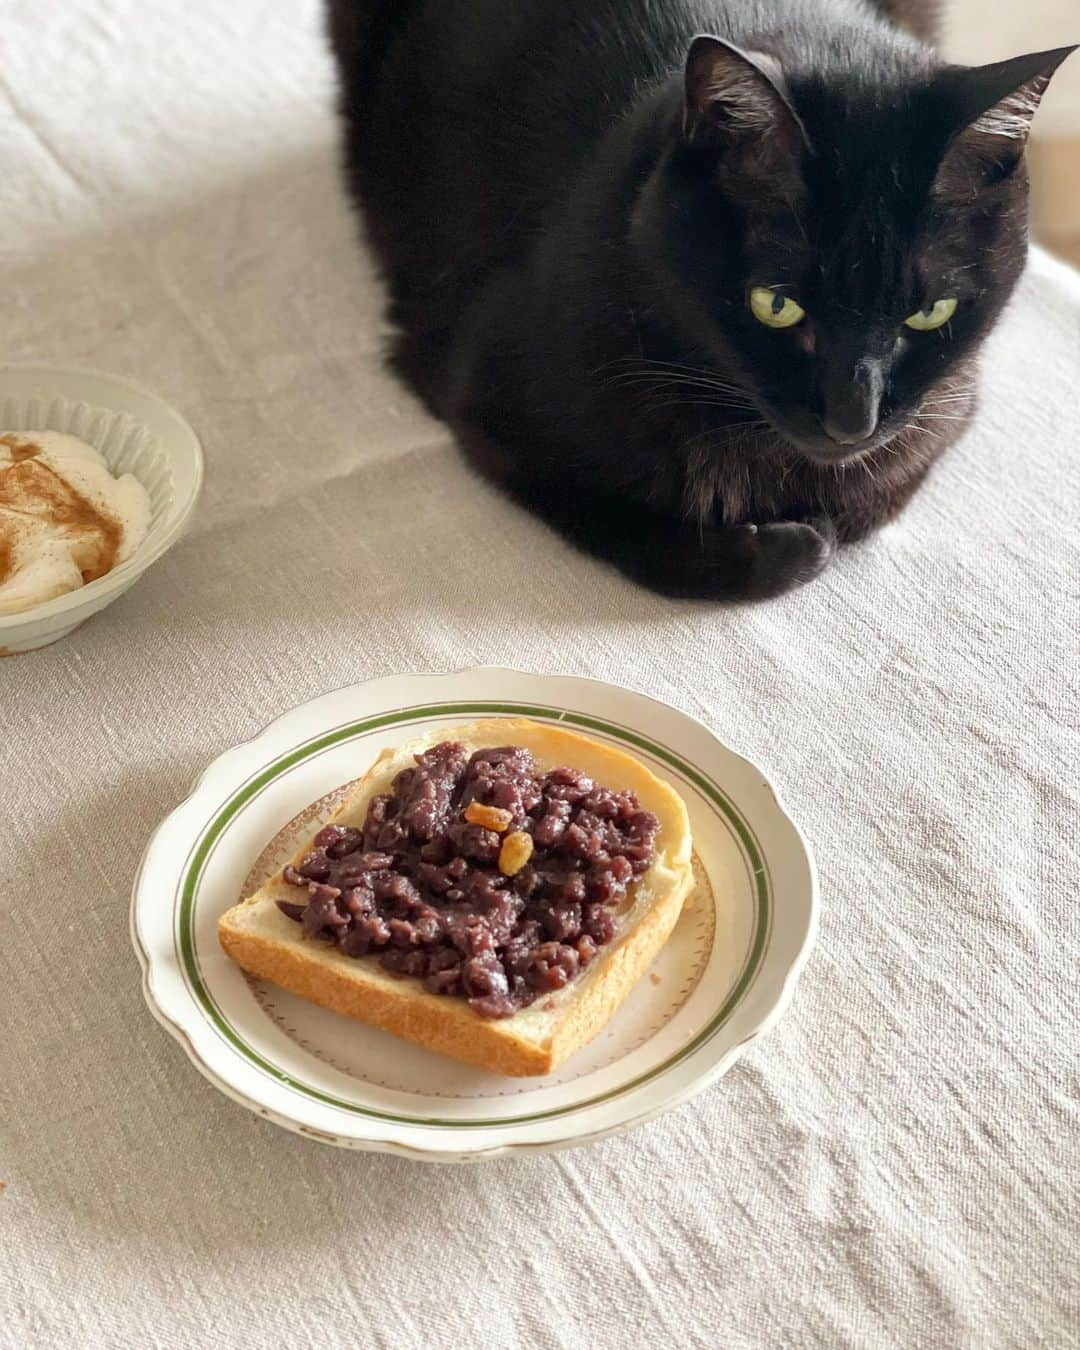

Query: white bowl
[0,365,204,654]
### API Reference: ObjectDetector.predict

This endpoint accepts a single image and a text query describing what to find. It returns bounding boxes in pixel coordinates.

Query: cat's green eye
[749,287,806,329]
[905,297,958,332]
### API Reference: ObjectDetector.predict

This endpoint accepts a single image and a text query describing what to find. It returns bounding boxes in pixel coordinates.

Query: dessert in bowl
[0,431,151,615]
[0,366,203,653]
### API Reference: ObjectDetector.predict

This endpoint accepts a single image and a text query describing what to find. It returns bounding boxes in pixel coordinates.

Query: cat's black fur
[328,0,1073,598]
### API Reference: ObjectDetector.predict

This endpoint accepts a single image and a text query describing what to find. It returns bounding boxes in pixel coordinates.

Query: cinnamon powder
[0,433,43,463]
[0,435,122,586]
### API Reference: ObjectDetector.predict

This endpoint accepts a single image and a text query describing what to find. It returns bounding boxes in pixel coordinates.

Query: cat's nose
[820,357,884,446]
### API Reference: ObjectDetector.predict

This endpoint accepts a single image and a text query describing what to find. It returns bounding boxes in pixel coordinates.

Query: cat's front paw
[737,515,836,598]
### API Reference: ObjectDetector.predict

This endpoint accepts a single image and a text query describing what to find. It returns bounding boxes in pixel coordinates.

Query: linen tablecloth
[2,3,1078,1346]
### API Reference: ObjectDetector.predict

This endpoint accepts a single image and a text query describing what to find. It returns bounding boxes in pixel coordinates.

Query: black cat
[328,0,1073,599]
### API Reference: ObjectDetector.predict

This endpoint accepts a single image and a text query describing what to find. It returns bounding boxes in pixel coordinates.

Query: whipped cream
[0,431,151,615]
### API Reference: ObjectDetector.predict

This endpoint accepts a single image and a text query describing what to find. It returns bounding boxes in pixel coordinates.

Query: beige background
[946,0,1080,263]
[946,0,1080,137]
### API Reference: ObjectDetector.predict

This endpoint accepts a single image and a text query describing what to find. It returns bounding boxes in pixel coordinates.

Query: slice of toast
[218,717,694,1076]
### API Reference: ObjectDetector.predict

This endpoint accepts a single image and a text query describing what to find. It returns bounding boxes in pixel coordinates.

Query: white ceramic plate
[132,668,817,1161]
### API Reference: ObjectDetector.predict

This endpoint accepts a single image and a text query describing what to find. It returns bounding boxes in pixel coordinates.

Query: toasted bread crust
[218,917,557,1075]
[218,718,694,1076]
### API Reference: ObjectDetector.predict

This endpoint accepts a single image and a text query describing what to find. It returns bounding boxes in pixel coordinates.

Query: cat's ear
[683,36,807,196]
[934,46,1077,198]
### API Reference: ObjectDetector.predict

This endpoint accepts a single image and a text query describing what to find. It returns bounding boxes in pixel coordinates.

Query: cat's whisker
[678,419,772,453]
[603,357,742,378]
[606,375,754,399]
[908,421,949,442]
[607,380,750,399]
[619,376,757,400]
[648,404,761,417]
[641,389,760,406]
[619,382,762,413]
[914,415,969,431]
[638,385,757,403]
[599,358,755,405]
[662,410,764,429]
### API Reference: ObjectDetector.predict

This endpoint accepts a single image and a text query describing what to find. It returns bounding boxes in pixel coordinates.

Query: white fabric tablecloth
[2,3,1078,1346]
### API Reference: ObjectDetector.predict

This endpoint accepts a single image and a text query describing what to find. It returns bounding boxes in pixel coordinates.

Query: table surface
[2,3,1078,1347]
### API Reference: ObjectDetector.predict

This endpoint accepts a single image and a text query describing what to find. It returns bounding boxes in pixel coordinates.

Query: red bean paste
[278,742,660,1018]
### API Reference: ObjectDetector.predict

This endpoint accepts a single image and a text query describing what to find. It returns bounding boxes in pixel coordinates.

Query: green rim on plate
[178,702,771,1129]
